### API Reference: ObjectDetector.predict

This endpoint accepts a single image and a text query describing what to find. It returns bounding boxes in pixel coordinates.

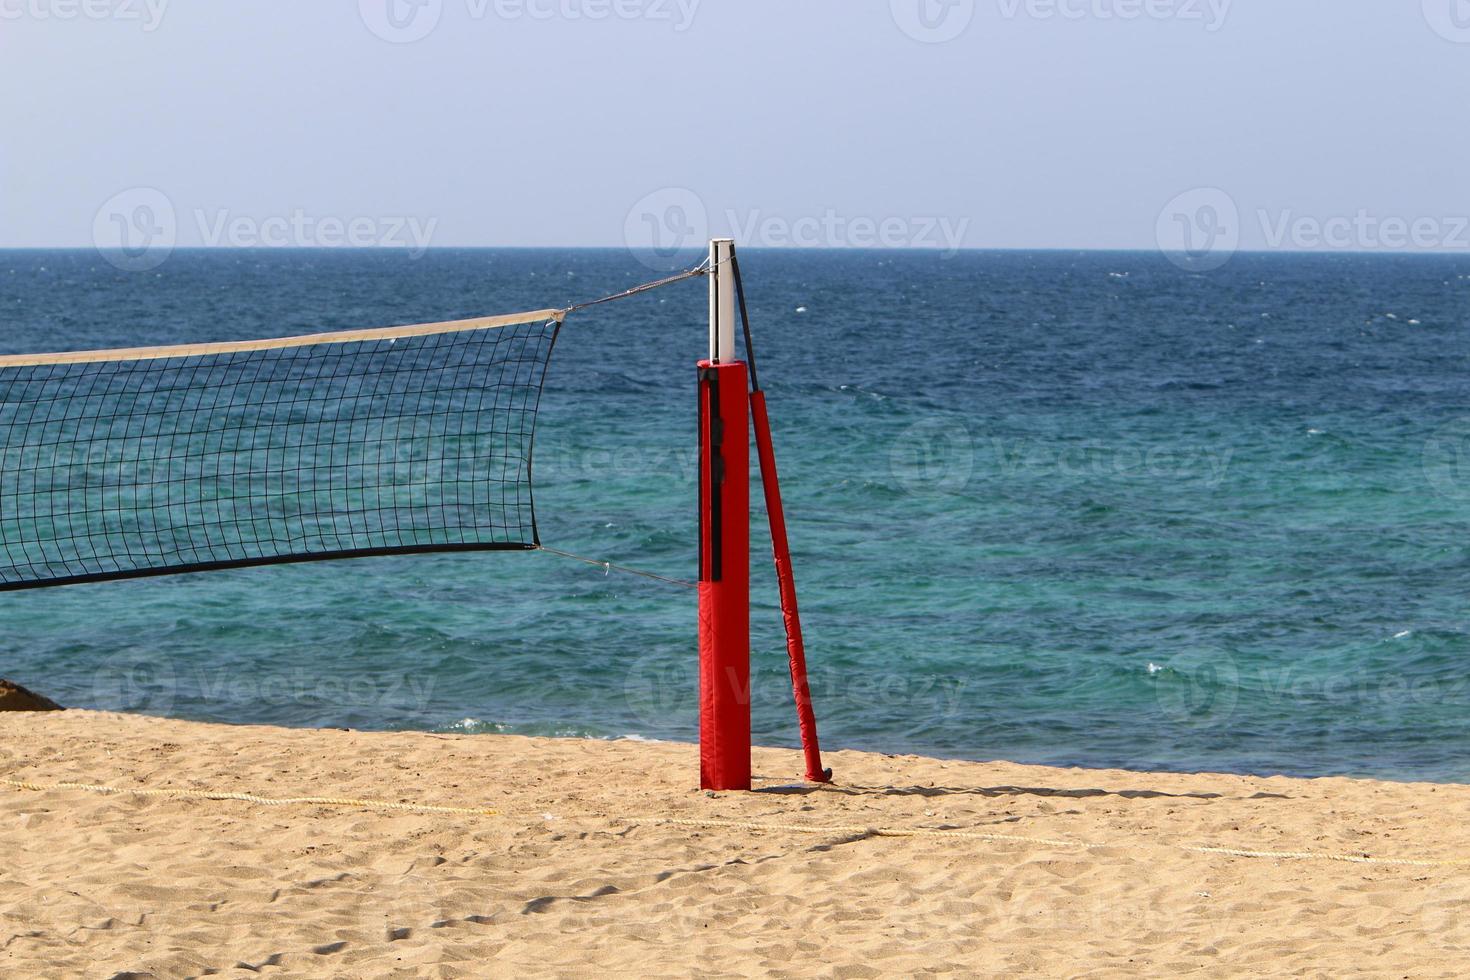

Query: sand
[3,712,1470,978]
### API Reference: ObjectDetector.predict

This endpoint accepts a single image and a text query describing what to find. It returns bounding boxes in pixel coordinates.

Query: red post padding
[698,360,750,791]
[749,390,831,783]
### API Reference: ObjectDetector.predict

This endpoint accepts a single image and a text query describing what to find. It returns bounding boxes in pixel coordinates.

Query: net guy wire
[536,545,696,589]
[535,256,712,588]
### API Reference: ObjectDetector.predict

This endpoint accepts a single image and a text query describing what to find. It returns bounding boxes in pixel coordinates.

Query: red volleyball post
[699,238,751,791]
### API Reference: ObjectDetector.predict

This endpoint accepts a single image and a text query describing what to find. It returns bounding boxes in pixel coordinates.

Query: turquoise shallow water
[4,248,1470,782]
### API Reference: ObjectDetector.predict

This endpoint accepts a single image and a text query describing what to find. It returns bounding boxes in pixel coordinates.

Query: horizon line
[3,245,1470,258]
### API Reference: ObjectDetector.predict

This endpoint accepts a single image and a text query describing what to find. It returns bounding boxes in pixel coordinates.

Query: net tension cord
[532,256,714,586]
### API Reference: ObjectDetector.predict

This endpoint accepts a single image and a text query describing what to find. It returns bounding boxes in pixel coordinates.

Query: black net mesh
[0,318,560,590]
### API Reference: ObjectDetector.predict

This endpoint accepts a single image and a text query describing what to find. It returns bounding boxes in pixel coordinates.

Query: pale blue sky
[2,1,1468,253]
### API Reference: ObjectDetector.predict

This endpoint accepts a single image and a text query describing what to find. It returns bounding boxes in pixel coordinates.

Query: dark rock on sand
[0,680,62,711]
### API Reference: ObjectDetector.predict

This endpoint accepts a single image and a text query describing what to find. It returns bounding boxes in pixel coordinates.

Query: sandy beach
[3,710,1469,977]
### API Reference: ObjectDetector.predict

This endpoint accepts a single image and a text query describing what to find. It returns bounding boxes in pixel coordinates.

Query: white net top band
[0,308,566,368]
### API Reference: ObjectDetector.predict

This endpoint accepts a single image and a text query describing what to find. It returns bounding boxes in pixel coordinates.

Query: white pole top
[709,238,736,363]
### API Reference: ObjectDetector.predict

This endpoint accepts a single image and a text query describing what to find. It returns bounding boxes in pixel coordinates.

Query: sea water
[4,247,1470,783]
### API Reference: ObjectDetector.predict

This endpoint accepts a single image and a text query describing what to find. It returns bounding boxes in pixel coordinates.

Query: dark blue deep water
[4,248,1470,783]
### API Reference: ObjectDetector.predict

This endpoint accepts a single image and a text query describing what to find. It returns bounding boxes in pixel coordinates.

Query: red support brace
[750,390,831,783]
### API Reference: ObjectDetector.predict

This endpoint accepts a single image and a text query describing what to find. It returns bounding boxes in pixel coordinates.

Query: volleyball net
[0,310,562,591]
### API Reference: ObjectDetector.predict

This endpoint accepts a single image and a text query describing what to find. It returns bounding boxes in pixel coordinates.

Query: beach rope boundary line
[647,816,1470,869]
[4,776,1468,868]
[0,777,497,816]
